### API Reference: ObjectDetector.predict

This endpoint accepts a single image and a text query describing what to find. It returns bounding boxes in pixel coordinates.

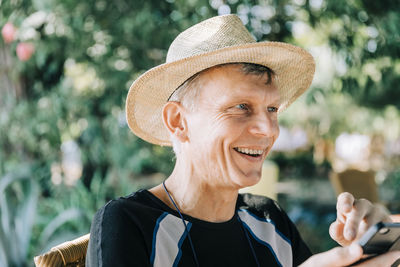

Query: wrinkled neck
[163,156,239,222]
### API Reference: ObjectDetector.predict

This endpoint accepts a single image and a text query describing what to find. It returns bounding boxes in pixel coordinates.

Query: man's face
[182,65,280,190]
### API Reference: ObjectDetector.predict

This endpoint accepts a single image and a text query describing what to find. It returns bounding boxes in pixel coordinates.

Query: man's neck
[149,162,239,223]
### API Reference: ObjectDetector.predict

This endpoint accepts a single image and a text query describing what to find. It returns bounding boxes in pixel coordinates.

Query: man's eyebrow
[218,95,280,107]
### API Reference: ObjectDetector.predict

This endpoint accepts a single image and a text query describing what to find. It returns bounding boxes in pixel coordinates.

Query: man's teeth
[235,147,264,156]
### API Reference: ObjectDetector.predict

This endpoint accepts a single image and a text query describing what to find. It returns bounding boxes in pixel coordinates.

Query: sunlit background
[1,0,399,266]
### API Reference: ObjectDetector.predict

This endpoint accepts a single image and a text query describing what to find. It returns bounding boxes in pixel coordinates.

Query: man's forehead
[199,64,274,86]
[197,65,278,101]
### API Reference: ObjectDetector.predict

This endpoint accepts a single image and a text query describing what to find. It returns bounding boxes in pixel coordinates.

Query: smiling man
[86,15,400,267]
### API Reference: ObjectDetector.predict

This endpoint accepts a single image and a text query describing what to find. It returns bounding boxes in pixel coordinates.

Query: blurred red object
[16,42,35,61]
[1,22,17,44]
[390,214,400,222]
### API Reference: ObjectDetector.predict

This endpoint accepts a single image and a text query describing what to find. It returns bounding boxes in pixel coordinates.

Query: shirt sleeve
[287,216,313,265]
[276,202,313,266]
[86,200,151,267]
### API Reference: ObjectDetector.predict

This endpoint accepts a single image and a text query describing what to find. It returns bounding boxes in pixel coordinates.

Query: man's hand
[300,192,400,267]
[299,243,400,267]
[329,192,392,246]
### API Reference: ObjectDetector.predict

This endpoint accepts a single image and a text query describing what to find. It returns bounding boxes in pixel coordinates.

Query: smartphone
[358,222,400,255]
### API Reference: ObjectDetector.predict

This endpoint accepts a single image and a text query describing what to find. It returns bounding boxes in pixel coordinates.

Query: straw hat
[126,14,315,146]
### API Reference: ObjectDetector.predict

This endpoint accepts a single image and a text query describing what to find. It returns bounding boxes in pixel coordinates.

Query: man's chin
[234,172,262,189]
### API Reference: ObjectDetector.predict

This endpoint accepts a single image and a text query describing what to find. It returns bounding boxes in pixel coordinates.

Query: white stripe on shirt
[238,209,293,267]
[151,213,189,267]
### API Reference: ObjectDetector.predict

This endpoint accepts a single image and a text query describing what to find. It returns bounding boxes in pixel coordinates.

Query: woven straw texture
[34,234,89,267]
[126,14,315,146]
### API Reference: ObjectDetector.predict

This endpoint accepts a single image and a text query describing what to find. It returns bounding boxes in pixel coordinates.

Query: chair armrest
[34,234,90,267]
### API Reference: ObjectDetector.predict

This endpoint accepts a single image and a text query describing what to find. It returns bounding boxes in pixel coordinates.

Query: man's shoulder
[99,190,146,211]
[237,193,311,258]
[238,193,283,213]
[237,193,291,229]
[93,189,165,224]
[87,190,157,266]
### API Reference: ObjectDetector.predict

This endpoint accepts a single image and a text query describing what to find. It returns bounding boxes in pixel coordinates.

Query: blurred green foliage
[0,0,399,265]
[0,169,38,267]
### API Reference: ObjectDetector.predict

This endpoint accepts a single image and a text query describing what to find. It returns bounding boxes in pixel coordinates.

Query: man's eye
[235,104,249,110]
[268,107,278,113]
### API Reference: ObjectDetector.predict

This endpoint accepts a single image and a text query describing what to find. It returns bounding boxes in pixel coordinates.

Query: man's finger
[355,220,370,240]
[343,199,371,241]
[337,192,355,219]
[363,205,392,227]
[299,243,363,267]
[329,220,349,246]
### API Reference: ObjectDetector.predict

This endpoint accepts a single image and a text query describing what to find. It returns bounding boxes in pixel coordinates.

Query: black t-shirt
[86,190,312,267]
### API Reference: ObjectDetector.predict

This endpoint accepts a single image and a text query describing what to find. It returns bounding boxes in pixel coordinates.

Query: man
[86,15,400,266]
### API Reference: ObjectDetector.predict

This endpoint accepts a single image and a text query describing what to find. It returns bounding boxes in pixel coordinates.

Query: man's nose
[248,113,278,137]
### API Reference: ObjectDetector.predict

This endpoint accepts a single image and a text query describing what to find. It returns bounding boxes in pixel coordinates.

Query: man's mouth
[233,147,264,158]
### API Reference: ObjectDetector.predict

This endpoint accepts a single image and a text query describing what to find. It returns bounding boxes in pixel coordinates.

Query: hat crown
[166,15,256,63]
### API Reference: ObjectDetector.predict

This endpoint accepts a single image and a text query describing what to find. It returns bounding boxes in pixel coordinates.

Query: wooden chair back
[330,169,379,203]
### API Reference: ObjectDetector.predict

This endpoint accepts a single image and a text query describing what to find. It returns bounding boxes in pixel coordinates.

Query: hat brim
[126,41,315,146]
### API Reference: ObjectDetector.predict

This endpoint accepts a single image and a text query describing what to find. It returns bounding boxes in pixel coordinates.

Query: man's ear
[162,101,189,142]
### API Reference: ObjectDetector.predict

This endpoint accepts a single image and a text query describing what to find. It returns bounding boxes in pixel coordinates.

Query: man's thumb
[300,243,363,267]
